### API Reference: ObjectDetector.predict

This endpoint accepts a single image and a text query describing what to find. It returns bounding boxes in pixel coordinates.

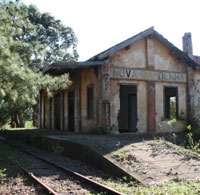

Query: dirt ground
[109,140,200,186]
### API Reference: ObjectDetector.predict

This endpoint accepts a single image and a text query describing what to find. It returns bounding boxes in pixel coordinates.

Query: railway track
[0,137,124,195]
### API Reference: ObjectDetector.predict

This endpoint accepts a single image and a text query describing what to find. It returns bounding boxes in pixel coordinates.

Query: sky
[23,0,200,61]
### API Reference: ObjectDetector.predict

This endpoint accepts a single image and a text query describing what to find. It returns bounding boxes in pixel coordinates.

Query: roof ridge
[88,26,154,61]
[88,26,198,68]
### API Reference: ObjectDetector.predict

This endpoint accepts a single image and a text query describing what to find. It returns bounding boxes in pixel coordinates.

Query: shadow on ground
[1,128,189,155]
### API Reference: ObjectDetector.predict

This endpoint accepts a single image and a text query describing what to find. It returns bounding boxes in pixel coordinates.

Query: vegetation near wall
[0,0,78,127]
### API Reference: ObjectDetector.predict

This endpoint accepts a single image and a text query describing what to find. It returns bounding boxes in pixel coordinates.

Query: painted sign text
[111,68,187,83]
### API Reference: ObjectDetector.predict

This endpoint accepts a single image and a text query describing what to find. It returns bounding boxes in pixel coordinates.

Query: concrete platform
[2,129,199,186]
[2,129,142,183]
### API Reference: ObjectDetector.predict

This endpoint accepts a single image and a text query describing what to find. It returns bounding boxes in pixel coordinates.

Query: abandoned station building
[40,27,200,134]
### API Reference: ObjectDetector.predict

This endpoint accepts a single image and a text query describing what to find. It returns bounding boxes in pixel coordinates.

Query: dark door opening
[54,93,61,130]
[128,94,137,131]
[118,85,137,133]
[68,91,75,131]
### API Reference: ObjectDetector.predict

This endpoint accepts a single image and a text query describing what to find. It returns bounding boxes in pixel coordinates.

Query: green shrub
[0,169,6,179]
[51,143,64,154]
[187,125,200,153]
[188,117,200,134]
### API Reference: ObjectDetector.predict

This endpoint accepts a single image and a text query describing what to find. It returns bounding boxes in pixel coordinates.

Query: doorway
[54,93,61,130]
[68,91,75,131]
[118,85,137,133]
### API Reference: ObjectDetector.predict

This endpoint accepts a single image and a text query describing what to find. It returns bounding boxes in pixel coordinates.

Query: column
[63,90,68,131]
[51,96,55,129]
[101,64,111,131]
[147,37,156,132]
[147,81,156,132]
[39,91,44,129]
[60,91,64,130]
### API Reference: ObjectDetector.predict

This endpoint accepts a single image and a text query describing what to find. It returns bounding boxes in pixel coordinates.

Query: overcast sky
[23,0,200,61]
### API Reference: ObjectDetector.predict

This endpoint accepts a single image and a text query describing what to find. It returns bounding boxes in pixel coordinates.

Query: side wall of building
[40,68,99,132]
[80,68,99,131]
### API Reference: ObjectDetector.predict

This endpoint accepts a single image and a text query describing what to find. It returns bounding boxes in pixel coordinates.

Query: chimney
[182,32,193,59]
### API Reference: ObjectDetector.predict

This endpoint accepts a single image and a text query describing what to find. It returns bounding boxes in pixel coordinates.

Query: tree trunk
[12,113,25,128]
[11,113,19,127]
[18,113,25,127]
[33,103,39,128]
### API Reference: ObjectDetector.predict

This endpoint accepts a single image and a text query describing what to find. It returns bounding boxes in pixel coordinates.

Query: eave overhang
[43,61,105,76]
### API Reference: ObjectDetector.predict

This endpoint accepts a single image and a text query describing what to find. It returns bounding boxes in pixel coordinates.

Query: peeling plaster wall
[66,74,79,132]
[108,37,188,133]
[154,39,187,73]
[194,71,200,117]
[153,39,187,132]
[80,68,98,131]
[110,39,146,68]
[108,39,148,133]
[155,82,187,132]
[109,80,120,133]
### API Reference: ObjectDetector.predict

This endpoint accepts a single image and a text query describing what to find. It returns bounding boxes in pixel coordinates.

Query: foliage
[133,180,200,195]
[0,141,19,163]
[167,118,177,143]
[167,118,177,126]
[25,121,35,128]
[188,117,200,134]
[0,169,6,180]
[169,96,177,119]
[115,150,128,161]
[51,144,64,154]
[0,0,78,127]
[116,141,121,147]
[97,175,200,195]
[187,125,200,153]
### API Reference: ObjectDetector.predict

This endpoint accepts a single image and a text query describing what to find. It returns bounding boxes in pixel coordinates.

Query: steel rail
[1,137,124,195]
[17,163,59,195]
[1,137,58,195]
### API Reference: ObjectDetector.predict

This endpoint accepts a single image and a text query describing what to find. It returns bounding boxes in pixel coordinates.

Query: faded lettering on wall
[111,68,187,83]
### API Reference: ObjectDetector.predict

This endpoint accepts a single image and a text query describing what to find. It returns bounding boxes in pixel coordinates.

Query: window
[87,85,94,119]
[164,87,178,119]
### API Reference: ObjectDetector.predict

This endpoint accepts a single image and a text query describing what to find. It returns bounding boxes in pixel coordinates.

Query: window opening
[164,87,178,119]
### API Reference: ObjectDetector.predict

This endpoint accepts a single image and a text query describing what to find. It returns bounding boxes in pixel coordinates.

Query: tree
[0,0,77,127]
[11,2,79,71]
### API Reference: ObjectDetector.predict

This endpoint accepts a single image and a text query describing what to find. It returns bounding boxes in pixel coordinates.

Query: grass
[0,141,19,163]
[138,180,200,195]
[3,120,36,129]
[114,150,128,161]
[25,121,35,128]
[96,177,200,194]
[0,141,21,183]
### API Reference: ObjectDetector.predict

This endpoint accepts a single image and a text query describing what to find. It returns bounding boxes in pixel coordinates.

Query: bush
[188,117,200,134]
